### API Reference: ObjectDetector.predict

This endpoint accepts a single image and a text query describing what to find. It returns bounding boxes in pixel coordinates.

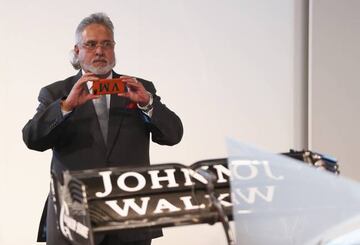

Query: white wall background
[309,0,360,182]
[0,0,310,244]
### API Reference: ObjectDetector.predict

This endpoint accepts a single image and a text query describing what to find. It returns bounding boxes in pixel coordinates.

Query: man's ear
[74,45,79,55]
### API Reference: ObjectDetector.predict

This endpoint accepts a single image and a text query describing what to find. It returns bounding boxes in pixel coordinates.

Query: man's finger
[88,94,100,100]
[76,76,100,87]
[120,76,139,83]
[82,76,100,82]
[118,92,130,98]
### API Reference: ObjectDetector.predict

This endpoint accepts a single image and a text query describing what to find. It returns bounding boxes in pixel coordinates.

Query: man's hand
[118,76,150,106]
[61,73,100,111]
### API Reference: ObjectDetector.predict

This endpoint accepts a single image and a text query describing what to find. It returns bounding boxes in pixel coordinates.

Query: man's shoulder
[39,72,81,99]
[43,72,80,91]
[113,71,153,84]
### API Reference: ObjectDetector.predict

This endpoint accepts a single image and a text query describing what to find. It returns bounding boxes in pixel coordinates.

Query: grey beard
[83,60,116,75]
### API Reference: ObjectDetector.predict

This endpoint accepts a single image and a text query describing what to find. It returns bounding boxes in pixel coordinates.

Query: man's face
[75,23,116,76]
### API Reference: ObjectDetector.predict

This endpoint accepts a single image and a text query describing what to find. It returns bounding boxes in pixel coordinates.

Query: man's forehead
[82,24,113,41]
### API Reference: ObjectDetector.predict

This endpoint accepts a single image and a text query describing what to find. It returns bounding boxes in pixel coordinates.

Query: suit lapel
[106,72,129,158]
[106,94,129,157]
[87,98,108,151]
[67,70,82,92]
[71,70,108,153]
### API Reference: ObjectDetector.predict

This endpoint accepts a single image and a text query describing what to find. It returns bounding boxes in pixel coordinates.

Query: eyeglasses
[80,40,115,50]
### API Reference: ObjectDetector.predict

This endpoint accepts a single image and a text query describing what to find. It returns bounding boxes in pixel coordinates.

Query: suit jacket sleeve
[22,86,70,151]
[140,79,183,146]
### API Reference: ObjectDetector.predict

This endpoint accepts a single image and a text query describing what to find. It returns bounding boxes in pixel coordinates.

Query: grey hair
[70,12,114,70]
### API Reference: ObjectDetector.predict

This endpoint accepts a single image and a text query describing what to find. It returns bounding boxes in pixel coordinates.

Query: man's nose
[95,46,105,55]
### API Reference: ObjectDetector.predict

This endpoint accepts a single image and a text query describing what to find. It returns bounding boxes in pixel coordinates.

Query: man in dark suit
[22,12,183,245]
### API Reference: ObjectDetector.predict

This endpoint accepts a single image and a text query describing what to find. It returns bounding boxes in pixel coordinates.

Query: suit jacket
[22,71,183,244]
